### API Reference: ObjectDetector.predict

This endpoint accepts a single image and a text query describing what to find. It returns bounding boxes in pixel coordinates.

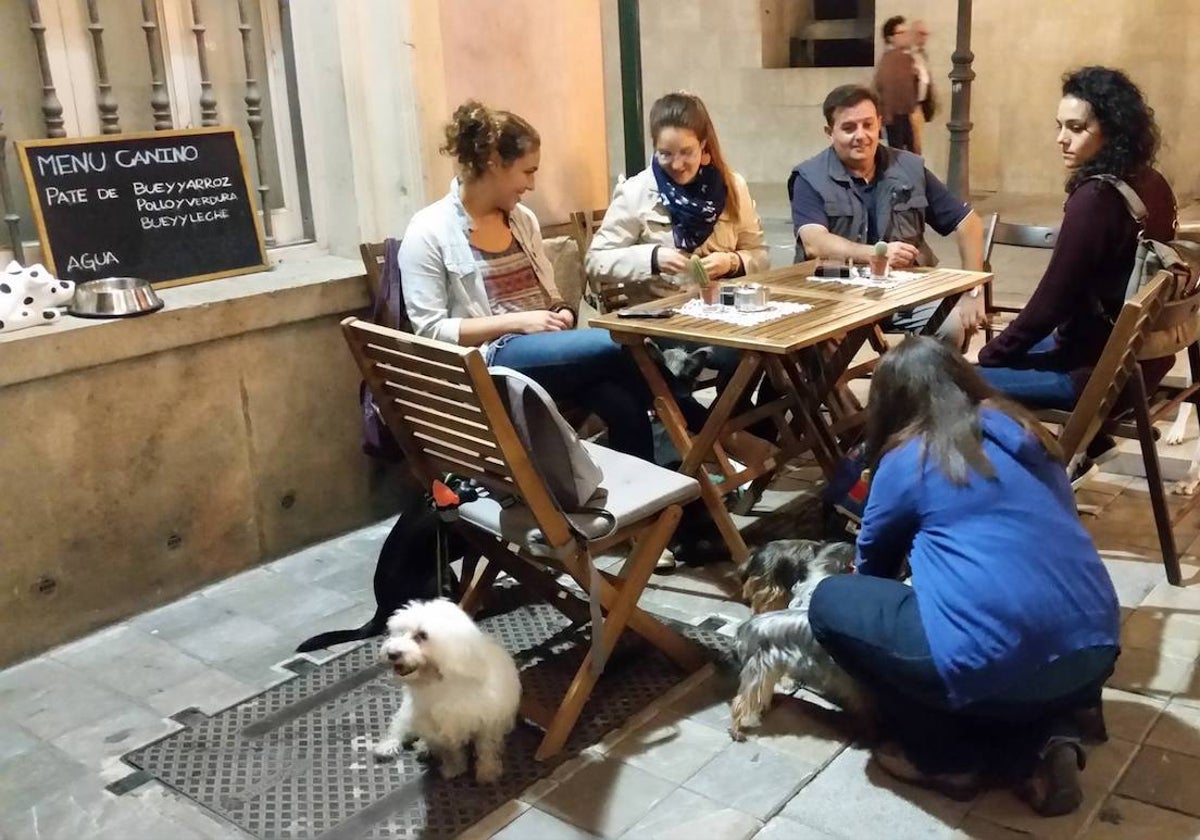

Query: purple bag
[360,238,405,462]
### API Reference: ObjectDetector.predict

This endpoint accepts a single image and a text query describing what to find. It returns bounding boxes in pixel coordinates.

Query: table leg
[919,292,964,339]
[681,354,765,564]
[763,354,840,477]
[628,342,761,565]
[627,340,697,463]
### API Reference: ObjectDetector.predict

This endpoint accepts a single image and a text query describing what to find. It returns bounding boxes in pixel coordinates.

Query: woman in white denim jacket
[585,92,769,300]
[400,101,678,462]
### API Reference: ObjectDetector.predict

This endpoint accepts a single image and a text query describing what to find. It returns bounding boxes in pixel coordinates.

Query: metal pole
[617,0,644,177]
[946,0,975,201]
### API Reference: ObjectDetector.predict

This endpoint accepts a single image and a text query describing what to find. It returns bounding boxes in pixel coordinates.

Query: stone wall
[0,260,404,666]
[410,0,611,225]
[604,0,1200,201]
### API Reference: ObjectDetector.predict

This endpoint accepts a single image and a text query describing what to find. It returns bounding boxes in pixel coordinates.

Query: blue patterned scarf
[651,157,727,252]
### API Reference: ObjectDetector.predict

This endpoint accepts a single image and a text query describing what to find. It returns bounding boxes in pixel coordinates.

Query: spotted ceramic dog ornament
[0,261,74,333]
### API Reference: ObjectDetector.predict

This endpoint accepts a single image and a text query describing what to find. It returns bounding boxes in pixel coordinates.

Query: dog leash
[431,476,479,597]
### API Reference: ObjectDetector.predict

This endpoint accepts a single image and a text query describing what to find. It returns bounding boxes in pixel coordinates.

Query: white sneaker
[1067,454,1098,491]
[655,547,677,572]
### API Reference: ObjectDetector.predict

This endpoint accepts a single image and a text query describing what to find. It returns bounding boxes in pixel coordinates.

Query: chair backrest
[341,317,574,548]
[1057,272,1171,459]
[358,240,410,331]
[982,213,1059,272]
[541,234,586,313]
[571,208,606,253]
[591,279,659,314]
[360,241,387,301]
[540,218,582,241]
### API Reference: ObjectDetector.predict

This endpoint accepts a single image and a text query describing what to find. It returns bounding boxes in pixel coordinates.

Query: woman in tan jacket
[586,92,771,520]
[585,92,769,299]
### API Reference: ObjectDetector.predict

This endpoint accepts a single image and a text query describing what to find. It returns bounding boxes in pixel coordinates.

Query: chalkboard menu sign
[17,127,268,289]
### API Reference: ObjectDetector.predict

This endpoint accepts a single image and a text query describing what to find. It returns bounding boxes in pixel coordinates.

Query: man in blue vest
[789,84,986,347]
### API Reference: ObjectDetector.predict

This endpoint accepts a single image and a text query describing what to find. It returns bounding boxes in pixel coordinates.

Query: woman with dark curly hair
[977,66,1177,468]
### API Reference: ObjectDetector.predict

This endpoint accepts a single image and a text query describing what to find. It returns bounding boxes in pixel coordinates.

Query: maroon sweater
[977,167,1177,386]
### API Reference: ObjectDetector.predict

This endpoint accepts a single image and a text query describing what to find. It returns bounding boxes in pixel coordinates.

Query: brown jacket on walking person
[874,48,919,124]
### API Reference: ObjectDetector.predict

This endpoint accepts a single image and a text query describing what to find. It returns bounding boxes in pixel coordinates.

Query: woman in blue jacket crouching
[809,335,1119,817]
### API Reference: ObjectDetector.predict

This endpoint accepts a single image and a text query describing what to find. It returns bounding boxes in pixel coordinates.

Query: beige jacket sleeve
[730,174,770,275]
[584,176,658,286]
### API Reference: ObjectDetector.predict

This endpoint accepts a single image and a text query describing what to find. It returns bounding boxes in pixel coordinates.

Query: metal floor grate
[124,586,729,840]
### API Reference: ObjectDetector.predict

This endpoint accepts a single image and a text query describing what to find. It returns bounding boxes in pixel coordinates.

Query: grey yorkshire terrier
[645,340,714,392]
[730,539,873,741]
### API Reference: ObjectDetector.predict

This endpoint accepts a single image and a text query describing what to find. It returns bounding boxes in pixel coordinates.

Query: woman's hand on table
[701,252,739,280]
[511,310,574,334]
[657,247,693,275]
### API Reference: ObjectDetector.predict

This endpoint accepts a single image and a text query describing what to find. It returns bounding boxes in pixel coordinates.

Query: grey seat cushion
[457,441,700,558]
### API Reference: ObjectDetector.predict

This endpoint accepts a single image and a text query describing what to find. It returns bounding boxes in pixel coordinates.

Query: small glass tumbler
[867,254,890,280]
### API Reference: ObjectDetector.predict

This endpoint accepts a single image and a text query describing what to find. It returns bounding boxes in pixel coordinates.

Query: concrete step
[1106,431,1195,482]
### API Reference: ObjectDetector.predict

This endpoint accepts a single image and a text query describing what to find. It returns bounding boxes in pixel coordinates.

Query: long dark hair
[1061,66,1160,192]
[649,92,741,222]
[864,336,1062,484]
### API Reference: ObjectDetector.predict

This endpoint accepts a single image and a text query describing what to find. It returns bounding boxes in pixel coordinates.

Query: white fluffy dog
[372,599,522,783]
[1165,402,1200,495]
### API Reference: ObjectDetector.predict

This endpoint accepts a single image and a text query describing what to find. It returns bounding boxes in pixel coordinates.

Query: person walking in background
[910,20,935,154]
[874,16,920,153]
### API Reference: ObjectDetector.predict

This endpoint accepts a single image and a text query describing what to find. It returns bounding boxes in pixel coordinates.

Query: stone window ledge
[0,253,368,389]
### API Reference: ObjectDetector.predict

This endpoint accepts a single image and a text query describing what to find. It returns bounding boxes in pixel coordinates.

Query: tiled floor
[7,193,1200,839]
[5,465,1200,840]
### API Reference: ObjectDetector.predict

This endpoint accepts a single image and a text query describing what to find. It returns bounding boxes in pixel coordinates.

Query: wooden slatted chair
[539,218,583,242]
[982,213,1059,341]
[342,318,707,759]
[1147,240,1200,428]
[574,207,662,315]
[359,240,410,332]
[1035,272,1182,584]
[571,208,607,252]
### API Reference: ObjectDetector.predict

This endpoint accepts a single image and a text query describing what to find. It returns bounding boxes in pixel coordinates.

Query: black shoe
[1020,739,1085,817]
[871,742,982,802]
[1076,704,1109,744]
[1068,455,1098,490]
[1086,434,1118,466]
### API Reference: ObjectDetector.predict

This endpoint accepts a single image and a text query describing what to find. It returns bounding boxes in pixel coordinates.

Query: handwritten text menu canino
[19,127,268,289]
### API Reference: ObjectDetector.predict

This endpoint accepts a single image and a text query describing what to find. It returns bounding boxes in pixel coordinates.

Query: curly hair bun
[443,100,498,178]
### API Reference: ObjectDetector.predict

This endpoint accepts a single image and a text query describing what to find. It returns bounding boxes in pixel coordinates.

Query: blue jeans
[809,574,1116,776]
[976,336,1078,410]
[490,329,655,461]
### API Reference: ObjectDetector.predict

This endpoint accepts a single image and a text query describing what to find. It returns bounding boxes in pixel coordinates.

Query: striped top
[471,237,550,315]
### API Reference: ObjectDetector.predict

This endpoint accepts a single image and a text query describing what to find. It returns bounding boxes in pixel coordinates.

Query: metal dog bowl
[68,276,164,318]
